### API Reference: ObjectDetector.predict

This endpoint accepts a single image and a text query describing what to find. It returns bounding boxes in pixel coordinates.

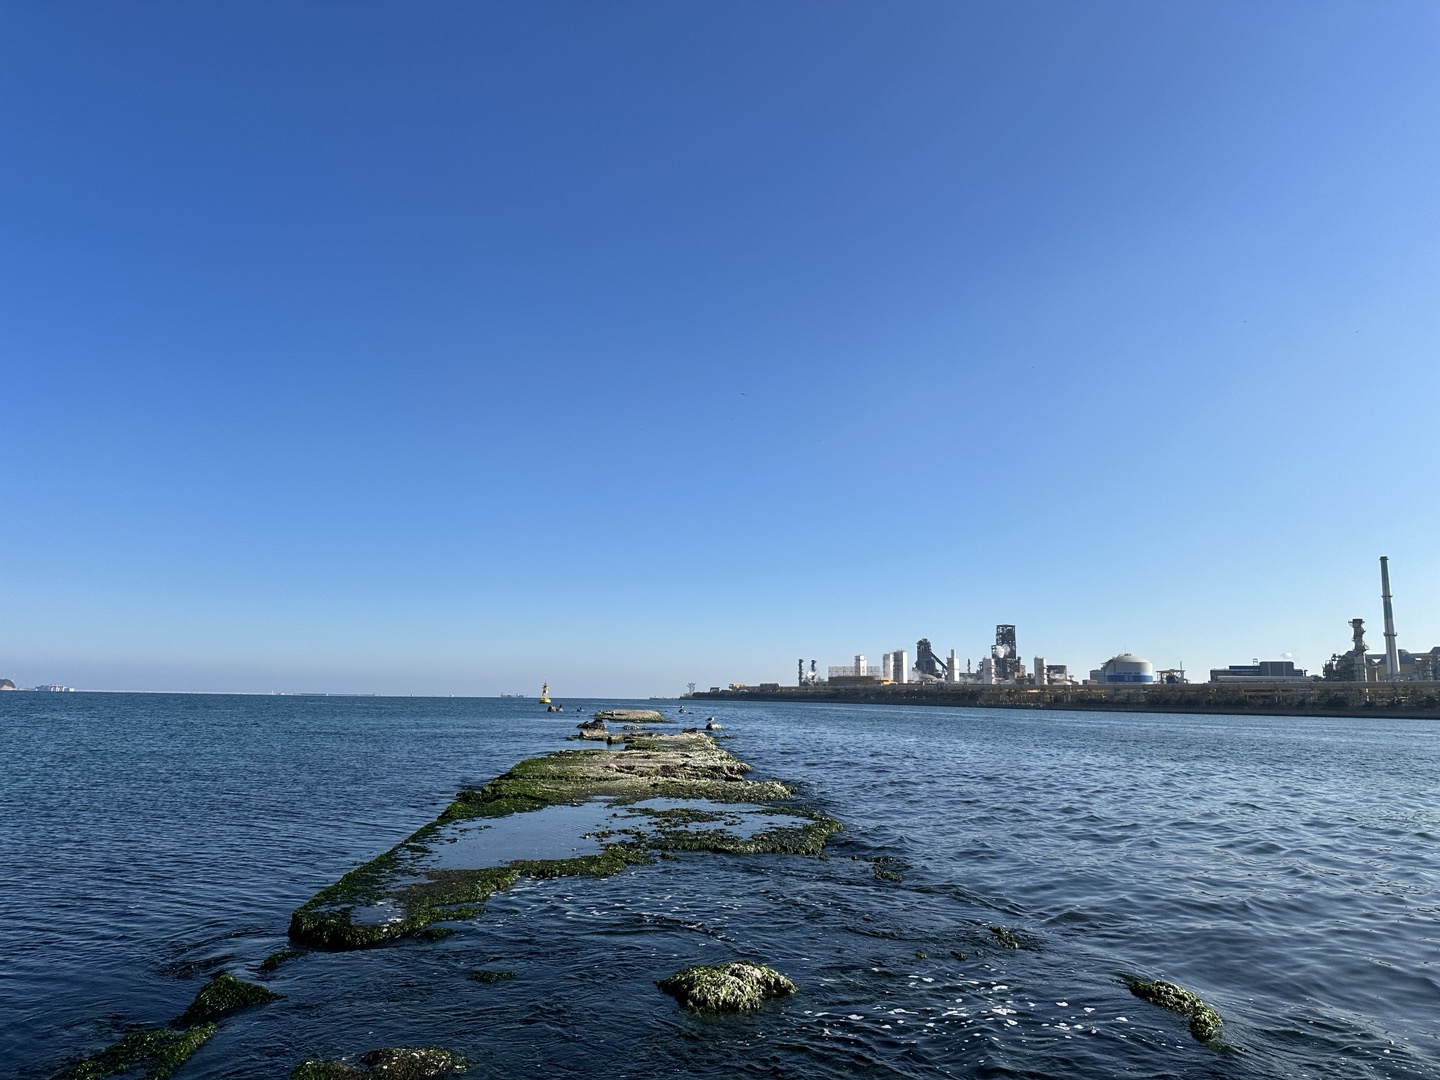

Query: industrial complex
[694,556,1440,718]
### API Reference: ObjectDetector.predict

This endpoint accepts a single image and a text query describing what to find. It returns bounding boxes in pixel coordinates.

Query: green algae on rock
[633,812,842,857]
[259,947,307,973]
[60,1023,217,1080]
[591,708,668,723]
[175,971,280,1027]
[987,925,1021,949]
[290,732,839,952]
[59,971,277,1078]
[871,856,904,882]
[657,961,797,1013]
[291,1047,467,1080]
[466,968,516,983]
[441,732,790,818]
[289,861,519,950]
[1125,977,1224,1042]
[291,1063,362,1080]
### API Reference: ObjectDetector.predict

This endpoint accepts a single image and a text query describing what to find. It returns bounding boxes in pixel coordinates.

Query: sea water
[2,693,1437,1078]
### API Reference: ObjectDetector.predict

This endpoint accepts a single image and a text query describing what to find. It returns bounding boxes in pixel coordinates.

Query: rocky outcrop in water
[657,962,796,1012]
[58,972,277,1079]
[291,1047,467,1079]
[1125,977,1223,1042]
[288,731,840,950]
[591,708,668,723]
[175,971,280,1027]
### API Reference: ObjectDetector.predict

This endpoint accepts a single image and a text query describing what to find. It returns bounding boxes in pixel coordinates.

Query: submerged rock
[292,1047,466,1079]
[657,961,796,1012]
[575,718,609,740]
[59,1024,217,1080]
[291,1063,362,1080]
[259,948,306,973]
[466,968,516,983]
[1125,977,1223,1042]
[175,971,280,1027]
[60,970,275,1077]
[871,857,904,882]
[987,925,1021,949]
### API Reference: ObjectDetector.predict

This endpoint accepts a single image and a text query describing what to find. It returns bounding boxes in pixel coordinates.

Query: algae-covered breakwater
[58,972,279,1080]
[289,726,841,951]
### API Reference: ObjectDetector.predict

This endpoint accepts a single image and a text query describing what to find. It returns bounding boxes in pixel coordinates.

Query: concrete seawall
[689,683,1440,720]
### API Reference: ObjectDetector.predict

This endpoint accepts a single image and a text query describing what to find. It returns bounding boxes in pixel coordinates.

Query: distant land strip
[689,683,1440,720]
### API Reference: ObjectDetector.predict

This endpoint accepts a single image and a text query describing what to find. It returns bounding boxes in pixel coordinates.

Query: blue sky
[3,2,1437,695]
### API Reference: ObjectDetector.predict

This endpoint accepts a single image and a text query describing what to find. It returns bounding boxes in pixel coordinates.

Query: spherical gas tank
[1102,654,1155,684]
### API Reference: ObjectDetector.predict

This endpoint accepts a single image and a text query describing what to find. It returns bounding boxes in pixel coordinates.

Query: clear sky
[2,2,1437,696]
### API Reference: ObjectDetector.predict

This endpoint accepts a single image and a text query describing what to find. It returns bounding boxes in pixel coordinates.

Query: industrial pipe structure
[1380,556,1400,680]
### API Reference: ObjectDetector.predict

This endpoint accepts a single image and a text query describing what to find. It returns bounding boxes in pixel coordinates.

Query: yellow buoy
[539,682,550,704]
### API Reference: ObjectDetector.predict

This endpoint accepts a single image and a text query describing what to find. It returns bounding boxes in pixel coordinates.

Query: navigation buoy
[539,682,551,704]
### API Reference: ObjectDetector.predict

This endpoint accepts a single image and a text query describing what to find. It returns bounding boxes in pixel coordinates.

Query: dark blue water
[3,693,1438,1078]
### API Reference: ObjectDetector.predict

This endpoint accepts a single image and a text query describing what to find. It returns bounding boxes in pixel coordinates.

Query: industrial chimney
[1380,556,1400,680]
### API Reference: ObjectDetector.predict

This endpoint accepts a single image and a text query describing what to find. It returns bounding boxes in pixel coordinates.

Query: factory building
[992,625,1020,682]
[1090,654,1155,684]
[1044,664,1074,686]
[1322,558,1439,682]
[802,624,1073,691]
[827,659,882,687]
[914,639,946,682]
[1390,648,1440,681]
[881,650,909,684]
[1210,660,1309,683]
[1330,647,1440,682]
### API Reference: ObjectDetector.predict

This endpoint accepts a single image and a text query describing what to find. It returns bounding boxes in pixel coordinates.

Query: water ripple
[5,694,1440,1078]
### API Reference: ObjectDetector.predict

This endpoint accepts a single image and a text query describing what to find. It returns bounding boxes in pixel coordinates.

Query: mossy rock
[509,844,653,879]
[292,1063,363,1080]
[289,864,520,950]
[871,857,904,883]
[175,971,280,1027]
[657,961,796,1013]
[259,948,307,973]
[466,968,516,983]
[60,1023,217,1080]
[292,1047,466,1079]
[643,816,841,857]
[987,925,1020,949]
[1125,977,1223,1042]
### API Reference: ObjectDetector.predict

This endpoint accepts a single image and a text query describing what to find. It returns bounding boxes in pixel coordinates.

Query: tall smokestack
[1380,556,1400,679]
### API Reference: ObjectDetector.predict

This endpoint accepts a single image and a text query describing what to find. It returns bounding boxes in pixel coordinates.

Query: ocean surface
[3,693,1438,1079]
